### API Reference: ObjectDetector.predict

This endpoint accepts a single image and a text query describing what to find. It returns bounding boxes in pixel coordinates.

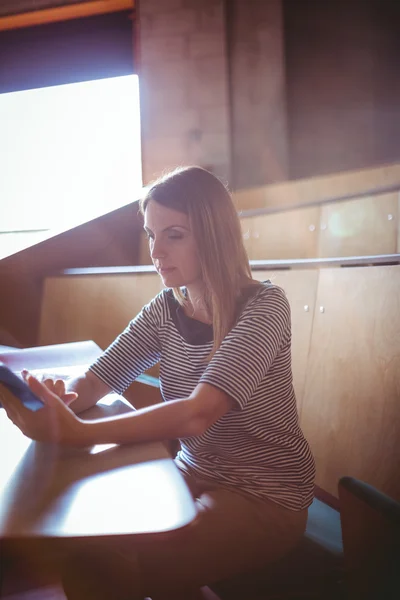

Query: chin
[159,272,184,288]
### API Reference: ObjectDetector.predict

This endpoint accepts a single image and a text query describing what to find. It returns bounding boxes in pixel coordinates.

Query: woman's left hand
[0,373,86,446]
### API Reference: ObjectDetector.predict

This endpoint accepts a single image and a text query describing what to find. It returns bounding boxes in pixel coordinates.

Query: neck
[185,282,212,324]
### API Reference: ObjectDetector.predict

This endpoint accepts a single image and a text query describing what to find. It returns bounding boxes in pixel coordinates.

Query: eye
[168,234,183,240]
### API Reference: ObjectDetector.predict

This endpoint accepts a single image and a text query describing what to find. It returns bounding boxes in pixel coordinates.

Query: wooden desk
[0,342,197,542]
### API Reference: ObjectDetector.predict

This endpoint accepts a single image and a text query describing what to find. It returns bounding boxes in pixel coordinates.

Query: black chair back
[338,476,400,600]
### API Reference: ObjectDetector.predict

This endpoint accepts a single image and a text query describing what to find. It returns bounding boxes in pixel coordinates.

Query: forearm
[66,375,105,414]
[80,396,204,446]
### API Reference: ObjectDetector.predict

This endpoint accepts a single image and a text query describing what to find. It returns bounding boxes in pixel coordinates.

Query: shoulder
[136,287,173,324]
[243,280,289,307]
[144,287,172,310]
[239,280,290,321]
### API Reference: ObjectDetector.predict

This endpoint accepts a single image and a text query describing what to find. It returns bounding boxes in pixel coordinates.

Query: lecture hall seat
[205,485,344,600]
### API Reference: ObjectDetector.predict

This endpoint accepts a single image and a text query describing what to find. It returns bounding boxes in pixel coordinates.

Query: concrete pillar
[227,0,289,189]
[137,0,231,185]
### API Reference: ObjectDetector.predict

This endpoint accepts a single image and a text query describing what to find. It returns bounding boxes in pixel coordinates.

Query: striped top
[89,282,315,510]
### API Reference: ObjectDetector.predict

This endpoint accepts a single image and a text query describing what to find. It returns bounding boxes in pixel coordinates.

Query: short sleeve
[88,292,164,394]
[200,286,291,410]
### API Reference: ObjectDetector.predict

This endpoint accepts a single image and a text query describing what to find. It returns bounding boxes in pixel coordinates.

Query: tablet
[0,363,45,412]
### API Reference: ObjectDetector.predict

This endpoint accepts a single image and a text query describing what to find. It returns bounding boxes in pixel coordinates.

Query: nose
[150,237,167,260]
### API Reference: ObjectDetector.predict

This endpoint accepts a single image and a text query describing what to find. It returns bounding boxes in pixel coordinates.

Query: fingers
[54,379,66,397]
[26,374,63,408]
[63,392,79,406]
[43,377,66,397]
[21,370,77,408]
[22,370,66,397]
[42,378,66,397]
[26,375,77,410]
[22,370,50,387]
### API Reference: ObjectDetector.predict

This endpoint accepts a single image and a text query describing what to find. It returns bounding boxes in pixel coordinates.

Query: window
[0,9,138,258]
[1,74,142,232]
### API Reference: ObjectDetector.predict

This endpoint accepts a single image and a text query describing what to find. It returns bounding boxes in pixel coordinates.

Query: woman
[1,166,315,600]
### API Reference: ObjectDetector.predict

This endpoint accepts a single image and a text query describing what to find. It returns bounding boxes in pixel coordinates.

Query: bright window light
[0,75,142,234]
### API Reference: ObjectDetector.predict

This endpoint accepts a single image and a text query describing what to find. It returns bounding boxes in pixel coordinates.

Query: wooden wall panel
[233,162,400,213]
[253,269,319,415]
[301,265,400,500]
[398,192,400,253]
[241,206,320,260]
[39,273,163,350]
[139,231,152,265]
[241,192,399,261]
[0,201,143,347]
[317,192,398,257]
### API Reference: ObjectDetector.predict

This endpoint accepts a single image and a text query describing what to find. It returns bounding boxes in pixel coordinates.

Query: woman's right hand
[21,369,78,406]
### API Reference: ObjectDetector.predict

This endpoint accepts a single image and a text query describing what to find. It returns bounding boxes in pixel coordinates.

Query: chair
[208,486,344,599]
[338,476,400,600]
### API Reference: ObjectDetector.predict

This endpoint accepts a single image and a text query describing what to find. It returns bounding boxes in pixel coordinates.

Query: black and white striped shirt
[89,282,315,510]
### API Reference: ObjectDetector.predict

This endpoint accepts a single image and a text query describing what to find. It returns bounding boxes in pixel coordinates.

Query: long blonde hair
[139,166,255,358]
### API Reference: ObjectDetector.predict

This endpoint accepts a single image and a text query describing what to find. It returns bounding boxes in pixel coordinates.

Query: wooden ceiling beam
[0,0,134,31]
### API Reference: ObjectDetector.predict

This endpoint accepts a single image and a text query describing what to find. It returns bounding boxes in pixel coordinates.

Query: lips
[158,267,176,274]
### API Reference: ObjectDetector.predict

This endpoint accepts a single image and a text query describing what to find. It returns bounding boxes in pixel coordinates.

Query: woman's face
[144,199,203,289]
